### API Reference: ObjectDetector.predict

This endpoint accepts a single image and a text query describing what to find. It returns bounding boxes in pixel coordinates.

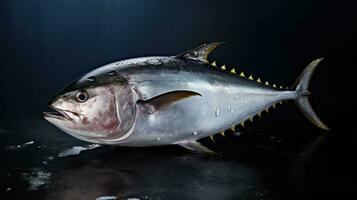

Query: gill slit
[113,92,121,128]
[112,88,138,142]
[99,88,138,144]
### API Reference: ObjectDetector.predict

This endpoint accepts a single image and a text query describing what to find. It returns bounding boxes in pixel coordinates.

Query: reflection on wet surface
[0,119,345,200]
[47,150,262,200]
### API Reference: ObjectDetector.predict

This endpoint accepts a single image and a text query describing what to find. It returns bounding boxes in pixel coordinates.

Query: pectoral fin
[177,141,216,154]
[137,90,201,114]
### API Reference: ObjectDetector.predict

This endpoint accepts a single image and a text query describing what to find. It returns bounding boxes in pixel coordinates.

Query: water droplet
[108,70,116,76]
[227,106,234,113]
[227,106,231,111]
[147,59,162,66]
[192,131,198,136]
[87,76,96,82]
[193,111,199,117]
[215,108,220,117]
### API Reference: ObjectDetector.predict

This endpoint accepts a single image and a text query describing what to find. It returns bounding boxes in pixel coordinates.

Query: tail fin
[293,58,330,130]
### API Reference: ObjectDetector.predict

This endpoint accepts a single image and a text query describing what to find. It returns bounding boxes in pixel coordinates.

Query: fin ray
[137,90,201,114]
[294,58,329,130]
[177,141,216,154]
[177,42,224,63]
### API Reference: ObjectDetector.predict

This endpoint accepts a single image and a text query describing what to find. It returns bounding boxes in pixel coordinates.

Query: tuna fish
[44,42,329,153]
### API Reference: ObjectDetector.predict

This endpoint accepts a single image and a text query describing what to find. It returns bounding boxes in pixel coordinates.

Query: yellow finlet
[230,68,237,74]
[210,135,215,142]
[220,131,226,137]
[272,104,276,109]
[279,101,283,105]
[248,75,254,80]
[240,121,245,127]
[257,112,262,118]
[210,61,217,67]
[231,126,236,132]
[257,78,262,83]
[220,65,226,70]
[273,84,277,88]
[265,81,269,86]
[239,72,245,77]
[279,85,283,89]
[249,116,254,122]
[265,107,270,113]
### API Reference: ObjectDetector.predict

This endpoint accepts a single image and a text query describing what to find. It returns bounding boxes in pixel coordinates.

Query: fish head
[44,72,137,143]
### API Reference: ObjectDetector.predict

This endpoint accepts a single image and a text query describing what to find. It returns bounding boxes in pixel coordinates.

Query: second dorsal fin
[176,42,224,63]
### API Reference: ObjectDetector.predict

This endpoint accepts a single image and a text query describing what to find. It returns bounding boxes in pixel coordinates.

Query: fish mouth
[43,106,72,121]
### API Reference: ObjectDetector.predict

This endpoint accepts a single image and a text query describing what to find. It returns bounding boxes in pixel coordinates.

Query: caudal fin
[293,58,330,130]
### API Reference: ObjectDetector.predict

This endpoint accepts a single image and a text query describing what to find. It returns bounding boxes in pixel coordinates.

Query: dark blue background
[0,0,353,122]
[0,1,355,199]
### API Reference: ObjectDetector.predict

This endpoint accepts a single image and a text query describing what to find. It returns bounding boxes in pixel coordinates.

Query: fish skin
[100,56,296,146]
[44,43,328,153]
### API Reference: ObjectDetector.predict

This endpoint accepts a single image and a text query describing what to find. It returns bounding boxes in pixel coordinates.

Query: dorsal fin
[176,42,224,63]
[177,43,289,91]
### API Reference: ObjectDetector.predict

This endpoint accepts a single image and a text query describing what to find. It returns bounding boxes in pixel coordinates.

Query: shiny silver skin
[102,56,296,146]
[44,43,328,152]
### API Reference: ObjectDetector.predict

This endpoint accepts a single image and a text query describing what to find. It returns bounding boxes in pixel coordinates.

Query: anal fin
[177,141,216,154]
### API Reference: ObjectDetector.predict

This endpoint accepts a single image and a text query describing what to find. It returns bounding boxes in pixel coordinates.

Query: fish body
[44,43,329,153]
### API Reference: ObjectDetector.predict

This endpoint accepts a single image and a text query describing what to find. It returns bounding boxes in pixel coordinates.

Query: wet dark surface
[0,119,354,200]
[0,0,355,199]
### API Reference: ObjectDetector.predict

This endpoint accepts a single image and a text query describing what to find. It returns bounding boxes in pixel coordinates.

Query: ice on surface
[22,168,51,191]
[6,140,35,150]
[96,196,118,200]
[46,156,54,160]
[234,131,243,137]
[95,195,142,200]
[23,141,34,145]
[58,144,101,157]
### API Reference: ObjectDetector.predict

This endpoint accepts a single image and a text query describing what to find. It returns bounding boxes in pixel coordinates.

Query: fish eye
[75,90,89,102]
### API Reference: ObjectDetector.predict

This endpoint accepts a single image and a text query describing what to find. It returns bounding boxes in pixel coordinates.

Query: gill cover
[93,81,138,143]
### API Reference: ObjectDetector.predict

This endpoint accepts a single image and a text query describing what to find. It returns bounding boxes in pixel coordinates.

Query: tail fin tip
[294,58,330,131]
